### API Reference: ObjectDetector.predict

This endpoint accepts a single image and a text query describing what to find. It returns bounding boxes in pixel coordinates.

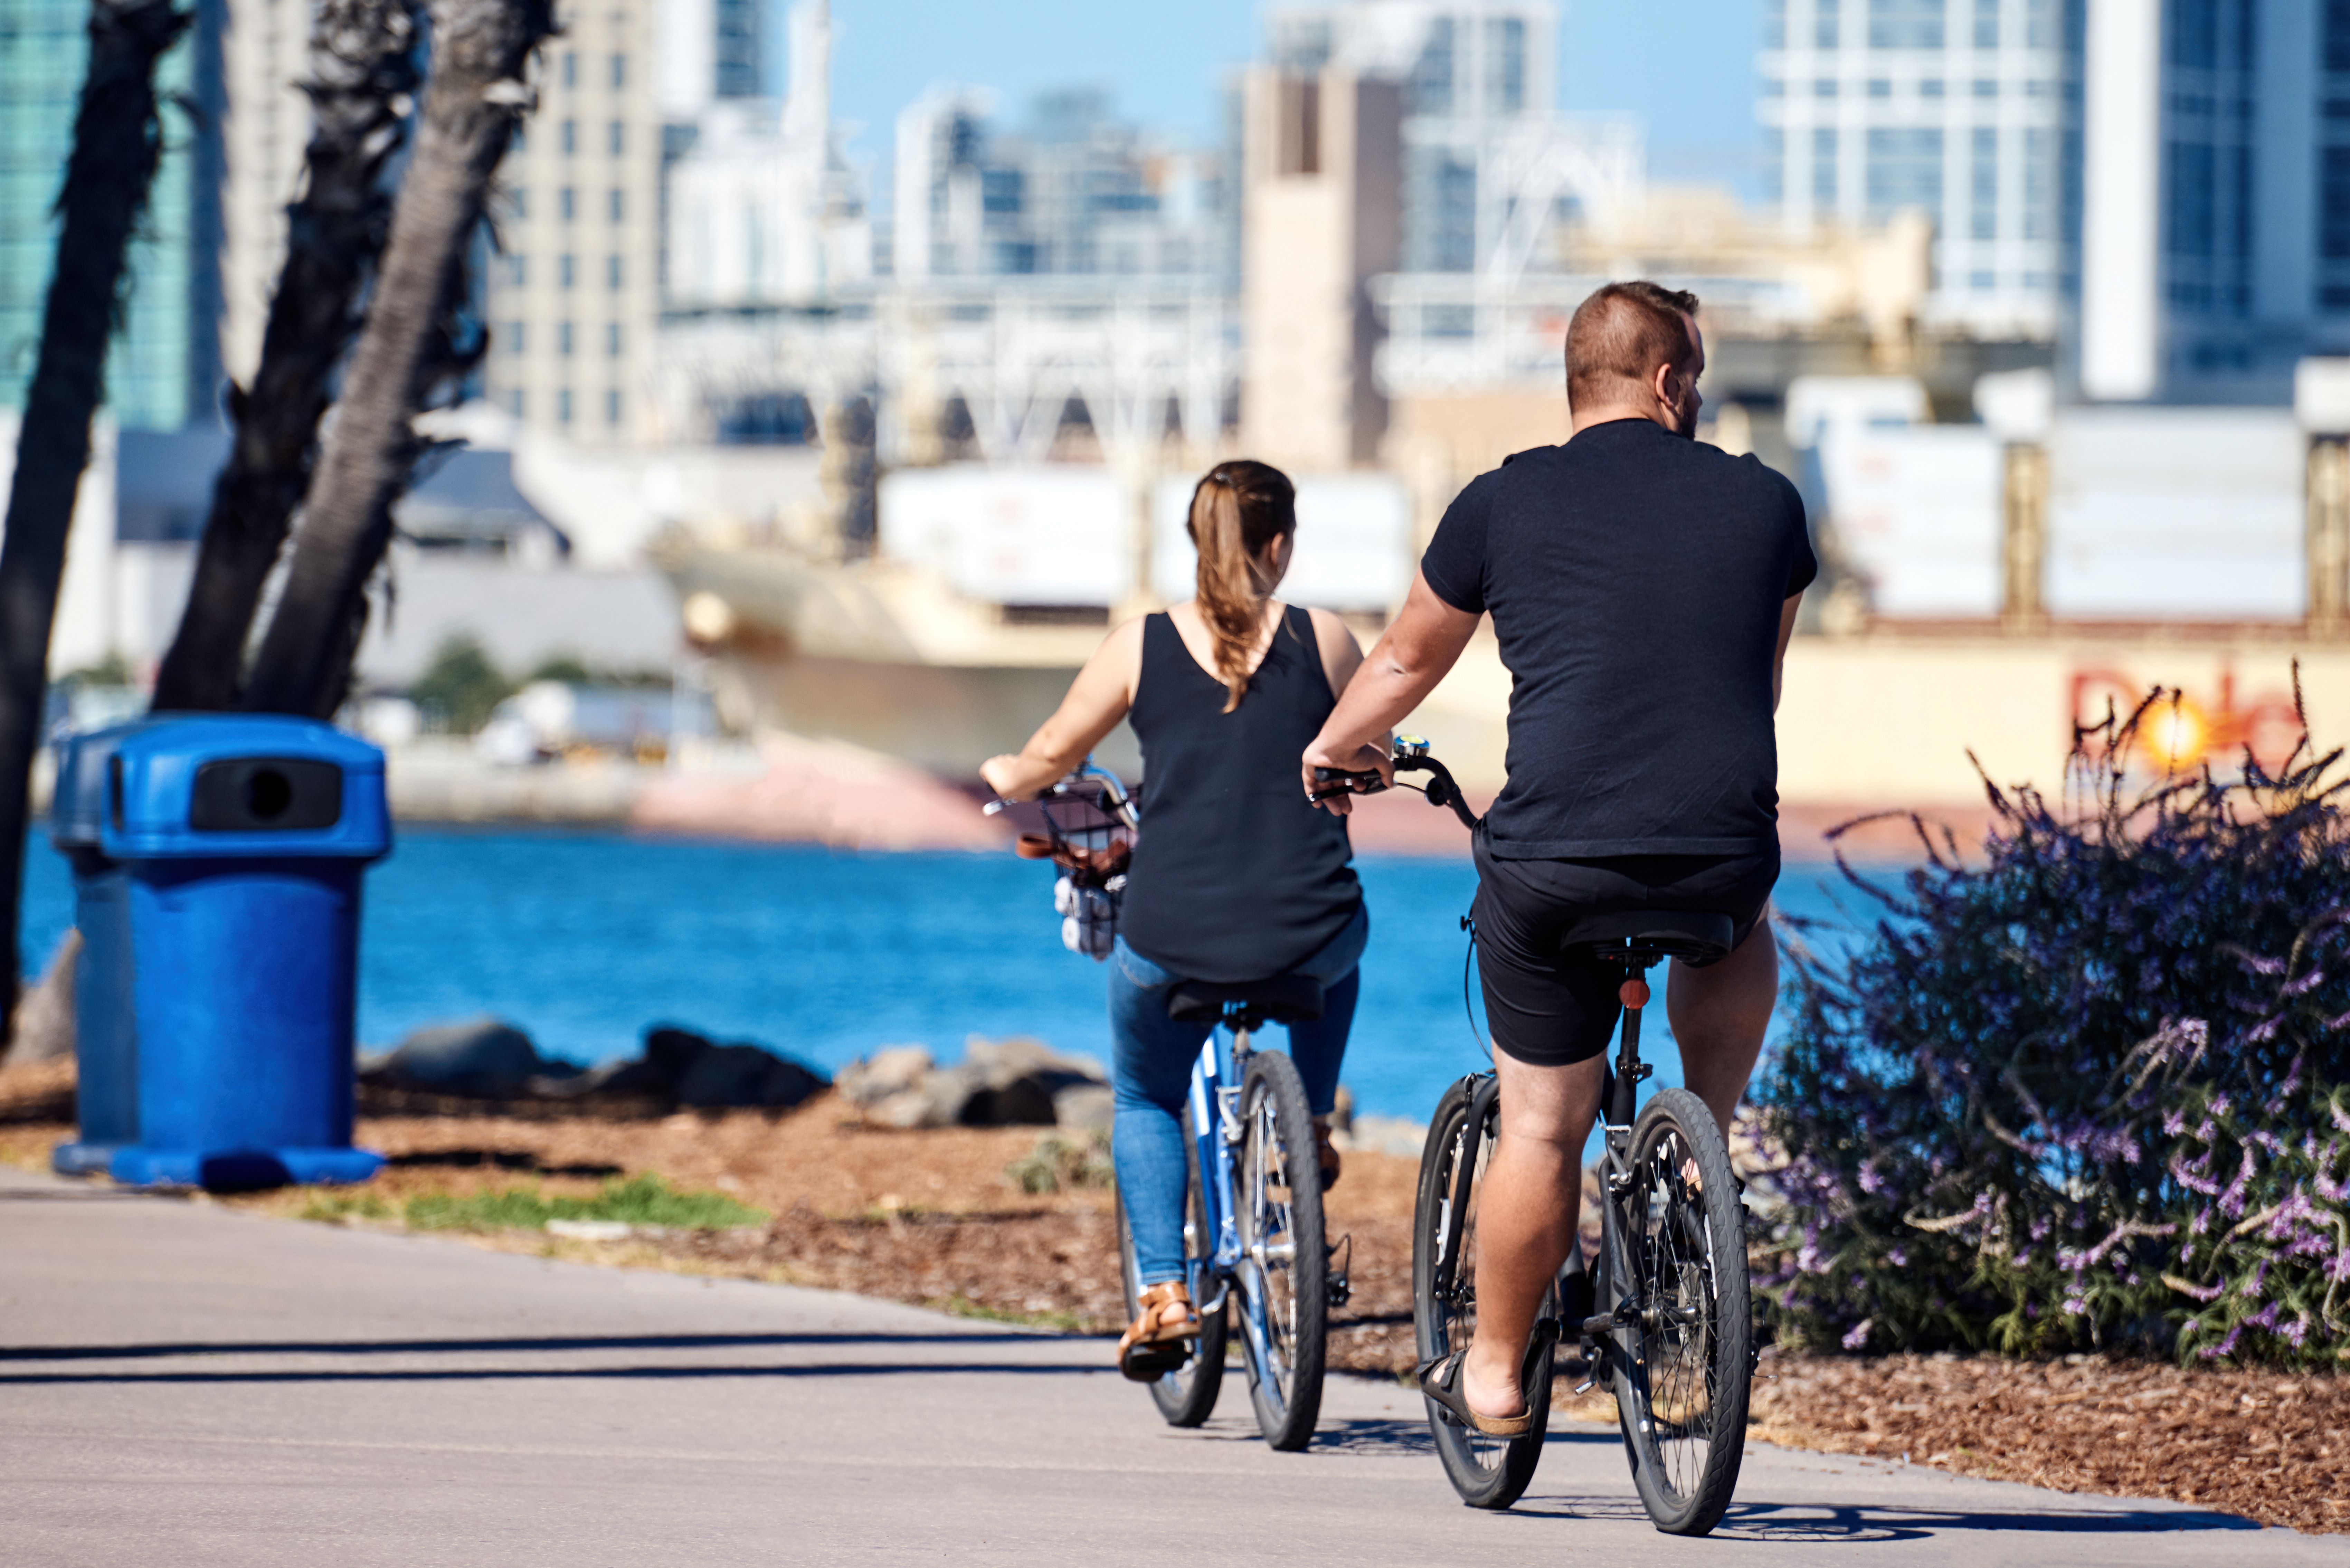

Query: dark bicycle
[1312,740,1753,1532]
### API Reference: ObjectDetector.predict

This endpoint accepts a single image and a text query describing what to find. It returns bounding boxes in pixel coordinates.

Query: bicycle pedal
[1325,1234,1353,1307]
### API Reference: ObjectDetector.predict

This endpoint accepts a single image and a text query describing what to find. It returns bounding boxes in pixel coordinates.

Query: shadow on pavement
[0,1359,1106,1387]
[1505,1494,2258,1538]
[0,1329,1076,1362]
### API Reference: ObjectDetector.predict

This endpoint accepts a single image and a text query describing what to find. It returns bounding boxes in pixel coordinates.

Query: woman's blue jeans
[1110,902,1367,1288]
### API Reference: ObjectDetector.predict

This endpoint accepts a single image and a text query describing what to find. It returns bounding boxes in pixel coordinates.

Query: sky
[812,0,1768,195]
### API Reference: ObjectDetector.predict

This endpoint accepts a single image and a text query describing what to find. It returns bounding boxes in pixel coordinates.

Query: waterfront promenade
[0,1166,2333,1566]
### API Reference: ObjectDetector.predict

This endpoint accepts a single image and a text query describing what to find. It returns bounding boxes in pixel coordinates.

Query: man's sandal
[1416,1347,1535,1437]
[1117,1281,1201,1382]
[1314,1121,1343,1190]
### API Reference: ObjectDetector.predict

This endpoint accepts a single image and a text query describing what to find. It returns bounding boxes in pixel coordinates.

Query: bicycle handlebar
[1310,738,1480,833]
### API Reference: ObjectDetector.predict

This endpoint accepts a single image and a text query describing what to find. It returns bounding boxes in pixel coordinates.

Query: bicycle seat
[1166,974,1326,1026]
[1559,909,1735,966]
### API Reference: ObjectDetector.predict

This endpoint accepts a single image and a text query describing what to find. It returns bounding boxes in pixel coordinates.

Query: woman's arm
[1307,605,1366,700]
[979,616,1145,801]
[1301,570,1482,814]
[1773,592,1801,713]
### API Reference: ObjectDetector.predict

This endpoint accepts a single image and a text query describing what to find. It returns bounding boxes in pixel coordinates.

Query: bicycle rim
[1411,1076,1552,1509]
[1610,1086,1752,1536]
[1236,1053,1325,1451]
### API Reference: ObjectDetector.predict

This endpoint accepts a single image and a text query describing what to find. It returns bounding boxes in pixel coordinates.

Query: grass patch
[1004,1131,1113,1195]
[934,1294,1096,1334]
[296,1189,393,1224]
[403,1174,768,1234]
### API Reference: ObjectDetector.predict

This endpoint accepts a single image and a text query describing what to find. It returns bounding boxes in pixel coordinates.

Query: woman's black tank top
[1119,606,1362,983]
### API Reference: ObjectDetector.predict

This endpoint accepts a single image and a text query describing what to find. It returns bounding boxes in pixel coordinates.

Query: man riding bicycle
[1302,281,1814,1435]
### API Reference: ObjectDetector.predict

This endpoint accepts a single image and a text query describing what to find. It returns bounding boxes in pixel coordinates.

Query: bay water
[19,829,1886,1122]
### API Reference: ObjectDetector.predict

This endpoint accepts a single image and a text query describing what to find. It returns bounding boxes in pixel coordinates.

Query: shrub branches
[1758,689,2350,1367]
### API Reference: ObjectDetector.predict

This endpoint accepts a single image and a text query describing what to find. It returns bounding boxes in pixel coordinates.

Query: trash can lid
[98,713,391,861]
[49,716,180,851]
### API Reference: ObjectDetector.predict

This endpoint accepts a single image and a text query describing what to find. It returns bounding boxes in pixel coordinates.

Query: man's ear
[1649,358,1677,408]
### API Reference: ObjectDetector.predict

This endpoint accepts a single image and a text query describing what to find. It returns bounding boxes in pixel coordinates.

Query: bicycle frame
[1424,954,1668,1376]
[1181,1025,1286,1389]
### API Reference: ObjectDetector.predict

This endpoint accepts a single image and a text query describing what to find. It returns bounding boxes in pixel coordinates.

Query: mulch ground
[1749,1351,2349,1535]
[1,1059,2338,1532]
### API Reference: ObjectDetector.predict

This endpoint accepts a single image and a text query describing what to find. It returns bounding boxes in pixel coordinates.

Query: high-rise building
[220,0,312,389]
[656,0,763,121]
[2074,0,2350,404]
[480,0,662,442]
[1239,67,1405,469]
[714,0,762,100]
[666,0,870,309]
[1266,0,1562,274]
[0,0,224,431]
[889,89,1232,283]
[1760,0,2067,339]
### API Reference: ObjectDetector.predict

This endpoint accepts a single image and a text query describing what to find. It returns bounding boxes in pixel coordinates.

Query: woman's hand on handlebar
[1300,739,1394,816]
[981,752,1056,803]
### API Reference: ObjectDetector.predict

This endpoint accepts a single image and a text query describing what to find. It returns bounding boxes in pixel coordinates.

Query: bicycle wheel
[1608,1086,1752,1536]
[1411,1074,1554,1509]
[1114,1110,1226,1427]
[1232,1050,1326,1451]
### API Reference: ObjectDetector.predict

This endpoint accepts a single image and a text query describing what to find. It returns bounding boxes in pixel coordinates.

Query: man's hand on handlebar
[1300,740,1395,816]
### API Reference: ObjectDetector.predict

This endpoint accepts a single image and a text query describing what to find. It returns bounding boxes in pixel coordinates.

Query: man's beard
[1668,389,1699,438]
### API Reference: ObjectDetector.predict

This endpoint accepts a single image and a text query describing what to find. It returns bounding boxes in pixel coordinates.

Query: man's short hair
[1565,281,1701,409]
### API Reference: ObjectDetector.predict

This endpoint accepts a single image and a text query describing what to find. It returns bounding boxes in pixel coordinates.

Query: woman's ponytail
[1186,460,1297,712]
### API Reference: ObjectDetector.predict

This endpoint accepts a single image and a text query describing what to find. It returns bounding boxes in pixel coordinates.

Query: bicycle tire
[1233,1050,1327,1451]
[1608,1086,1752,1536]
[1411,1074,1554,1509]
[1114,1109,1226,1427]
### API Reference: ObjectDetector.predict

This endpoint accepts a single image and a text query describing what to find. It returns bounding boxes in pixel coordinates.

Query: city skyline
[815,0,1769,189]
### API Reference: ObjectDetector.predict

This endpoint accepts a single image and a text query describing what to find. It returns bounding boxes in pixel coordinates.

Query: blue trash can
[68,715,392,1189]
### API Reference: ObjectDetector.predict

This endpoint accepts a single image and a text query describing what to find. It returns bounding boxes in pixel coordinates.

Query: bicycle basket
[1013,765,1136,960]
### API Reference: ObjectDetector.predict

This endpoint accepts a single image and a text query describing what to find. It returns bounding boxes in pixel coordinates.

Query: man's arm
[1301,569,1482,814]
[1773,592,1801,713]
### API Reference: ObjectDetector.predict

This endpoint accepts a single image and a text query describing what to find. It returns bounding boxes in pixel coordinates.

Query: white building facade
[480,0,663,442]
[2075,0,2350,404]
[1761,0,2068,339]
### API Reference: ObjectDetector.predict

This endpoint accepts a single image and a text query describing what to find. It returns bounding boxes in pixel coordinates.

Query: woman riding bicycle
[981,459,1386,1382]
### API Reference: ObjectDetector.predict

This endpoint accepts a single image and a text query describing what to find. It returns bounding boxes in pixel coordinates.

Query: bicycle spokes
[1629,1129,1721,1494]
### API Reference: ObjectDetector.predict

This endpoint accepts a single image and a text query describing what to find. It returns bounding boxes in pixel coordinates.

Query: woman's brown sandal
[1117,1281,1201,1382]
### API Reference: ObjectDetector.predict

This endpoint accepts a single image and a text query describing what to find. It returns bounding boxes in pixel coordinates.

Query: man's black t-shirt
[1420,418,1817,859]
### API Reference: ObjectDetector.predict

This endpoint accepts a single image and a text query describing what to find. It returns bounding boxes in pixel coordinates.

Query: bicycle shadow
[1186,1417,1619,1458]
[1503,1494,2258,1541]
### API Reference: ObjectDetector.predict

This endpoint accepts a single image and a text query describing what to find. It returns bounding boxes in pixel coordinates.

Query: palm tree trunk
[148,0,421,713]
[0,0,192,1048]
[240,0,551,720]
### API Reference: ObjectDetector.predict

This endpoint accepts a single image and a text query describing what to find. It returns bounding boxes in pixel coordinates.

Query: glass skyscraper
[1761,0,2068,340]
[0,0,221,431]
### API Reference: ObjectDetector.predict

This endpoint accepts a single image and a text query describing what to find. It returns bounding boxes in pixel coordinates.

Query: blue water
[18,830,1886,1121]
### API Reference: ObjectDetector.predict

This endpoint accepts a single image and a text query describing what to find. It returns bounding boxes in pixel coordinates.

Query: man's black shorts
[1470,826,1780,1068]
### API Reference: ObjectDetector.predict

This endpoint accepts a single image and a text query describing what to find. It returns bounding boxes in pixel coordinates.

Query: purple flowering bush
[1756,694,2350,1367]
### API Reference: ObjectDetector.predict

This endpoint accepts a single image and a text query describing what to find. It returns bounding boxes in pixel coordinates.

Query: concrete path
[0,1166,2334,1567]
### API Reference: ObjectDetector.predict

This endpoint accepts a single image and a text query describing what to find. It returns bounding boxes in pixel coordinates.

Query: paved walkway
[0,1165,2335,1567]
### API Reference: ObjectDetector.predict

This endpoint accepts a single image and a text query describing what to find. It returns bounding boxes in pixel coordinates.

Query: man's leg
[1461,1049,1603,1420]
[1665,919,1778,1135]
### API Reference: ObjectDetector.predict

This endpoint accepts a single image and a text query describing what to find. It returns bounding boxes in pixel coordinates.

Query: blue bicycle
[1115,976,1335,1450]
[989,764,1337,1452]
